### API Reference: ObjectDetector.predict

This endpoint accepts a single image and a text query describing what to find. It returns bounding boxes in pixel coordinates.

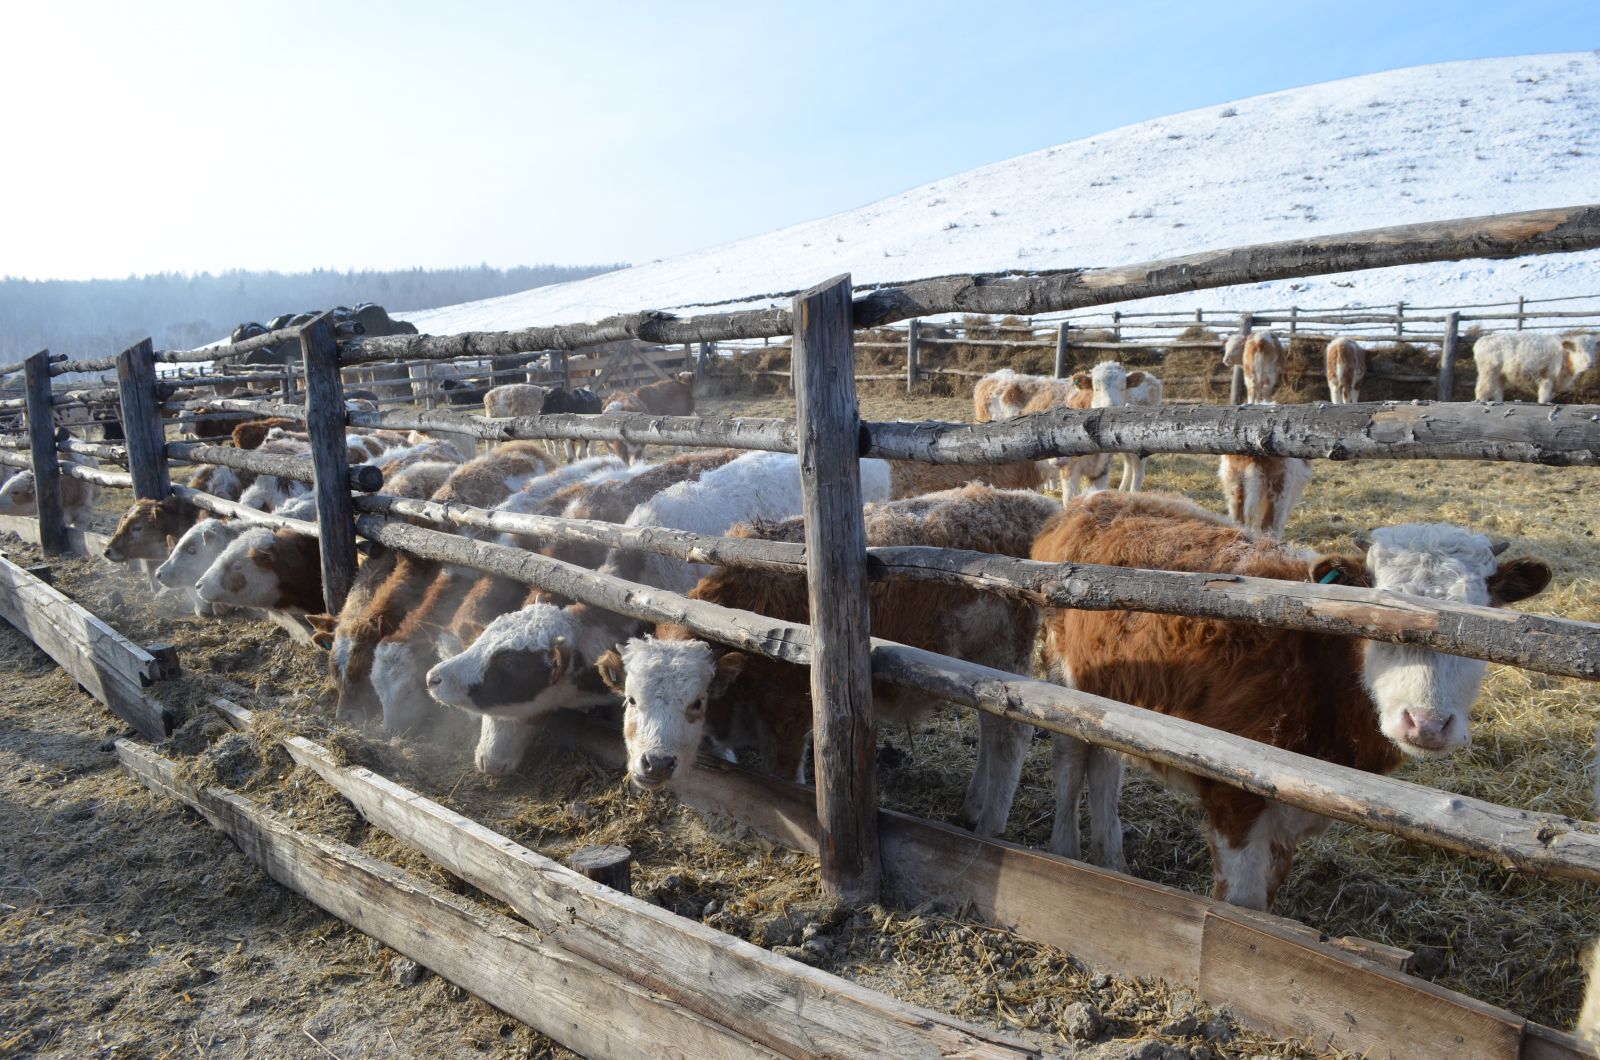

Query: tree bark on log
[167,441,383,492]
[24,351,69,555]
[333,203,1600,362]
[115,338,173,503]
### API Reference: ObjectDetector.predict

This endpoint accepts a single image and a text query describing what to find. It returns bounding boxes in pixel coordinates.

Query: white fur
[1218,455,1313,540]
[156,518,247,616]
[1209,803,1328,910]
[194,526,281,608]
[1473,331,1598,403]
[1061,362,1134,500]
[1325,337,1367,404]
[615,638,722,787]
[476,716,539,776]
[0,468,101,528]
[483,383,550,418]
[610,451,891,593]
[426,603,616,717]
[1118,370,1164,491]
[273,496,318,521]
[1361,523,1502,756]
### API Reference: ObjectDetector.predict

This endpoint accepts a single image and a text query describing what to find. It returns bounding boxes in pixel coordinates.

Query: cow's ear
[246,547,274,569]
[1125,371,1146,388]
[1487,558,1552,606]
[165,534,178,551]
[710,652,746,697]
[595,649,625,694]
[548,636,571,685]
[1310,554,1371,588]
[1072,372,1092,391]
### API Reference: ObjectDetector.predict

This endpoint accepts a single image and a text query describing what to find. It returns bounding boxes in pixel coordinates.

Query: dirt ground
[1,378,1597,1057]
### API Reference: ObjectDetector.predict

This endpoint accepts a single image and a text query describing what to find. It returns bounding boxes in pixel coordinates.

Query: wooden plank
[0,554,166,739]
[0,512,112,558]
[792,274,880,903]
[115,338,172,502]
[114,741,778,1060]
[211,701,1035,1059]
[24,351,69,554]
[1440,310,1462,400]
[299,312,356,613]
[1200,913,1523,1060]
[560,714,1582,1060]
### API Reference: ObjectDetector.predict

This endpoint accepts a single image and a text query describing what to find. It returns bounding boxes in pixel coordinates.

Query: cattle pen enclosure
[2,203,1600,1058]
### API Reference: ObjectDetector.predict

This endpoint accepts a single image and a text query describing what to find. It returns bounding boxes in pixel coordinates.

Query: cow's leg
[1049,733,1090,860]
[961,709,1031,838]
[1475,367,1502,402]
[1119,453,1143,492]
[1538,377,1556,404]
[1086,747,1127,872]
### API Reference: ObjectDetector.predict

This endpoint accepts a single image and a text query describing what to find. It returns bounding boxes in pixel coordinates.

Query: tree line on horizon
[0,263,625,360]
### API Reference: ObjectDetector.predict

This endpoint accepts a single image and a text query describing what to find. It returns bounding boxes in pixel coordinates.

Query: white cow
[1473,332,1598,404]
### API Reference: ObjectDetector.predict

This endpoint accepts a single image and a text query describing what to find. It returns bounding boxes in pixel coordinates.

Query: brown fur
[104,496,196,562]
[888,459,1047,499]
[1324,337,1367,402]
[657,484,1060,778]
[1031,490,1393,903]
[231,418,302,450]
[247,529,326,614]
[185,463,254,501]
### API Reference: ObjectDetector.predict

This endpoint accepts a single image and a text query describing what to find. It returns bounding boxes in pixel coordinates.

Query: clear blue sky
[3,0,1596,280]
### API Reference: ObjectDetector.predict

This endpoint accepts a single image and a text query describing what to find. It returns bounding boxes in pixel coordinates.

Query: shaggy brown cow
[1031,490,1551,909]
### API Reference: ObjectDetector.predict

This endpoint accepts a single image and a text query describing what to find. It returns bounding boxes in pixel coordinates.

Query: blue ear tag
[1318,568,1342,585]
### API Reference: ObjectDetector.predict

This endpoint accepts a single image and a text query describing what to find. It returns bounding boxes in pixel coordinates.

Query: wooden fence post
[1230,312,1253,404]
[115,338,171,504]
[1395,301,1405,342]
[299,312,356,614]
[1516,295,1526,330]
[1439,311,1461,402]
[1287,306,1298,353]
[791,273,879,905]
[698,342,713,381]
[1111,310,1122,343]
[905,319,919,394]
[557,351,571,391]
[24,351,69,555]
[1054,323,1070,378]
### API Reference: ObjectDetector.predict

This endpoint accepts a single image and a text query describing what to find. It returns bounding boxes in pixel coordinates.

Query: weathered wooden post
[1111,310,1122,343]
[1516,295,1526,330]
[24,351,68,555]
[905,319,919,393]
[1230,312,1253,404]
[1054,323,1070,379]
[114,338,171,504]
[698,342,713,381]
[1395,302,1405,342]
[1287,306,1298,354]
[557,350,571,391]
[299,312,357,614]
[1194,307,1204,324]
[1439,311,1461,402]
[791,273,879,904]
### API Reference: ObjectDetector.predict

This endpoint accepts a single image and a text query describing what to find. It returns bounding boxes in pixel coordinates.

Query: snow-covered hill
[404,52,1600,333]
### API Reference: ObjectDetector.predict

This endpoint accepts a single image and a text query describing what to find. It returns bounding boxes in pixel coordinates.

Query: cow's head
[1354,524,1550,757]
[193,527,280,607]
[596,637,745,790]
[156,518,242,591]
[1563,333,1599,377]
[0,471,38,516]
[425,603,608,720]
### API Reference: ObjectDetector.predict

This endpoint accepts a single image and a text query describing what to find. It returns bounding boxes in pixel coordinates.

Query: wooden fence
[2,201,1600,1057]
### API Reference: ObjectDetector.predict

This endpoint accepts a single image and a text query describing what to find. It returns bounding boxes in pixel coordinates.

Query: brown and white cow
[1473,331,1599,404]
[1031,490,1551,909]
[1219,330,1311,539]
[602,374,696,463]
[1324,337,1367,404]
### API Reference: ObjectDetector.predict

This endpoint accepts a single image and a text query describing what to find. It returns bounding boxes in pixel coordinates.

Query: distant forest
[0,263,624,360]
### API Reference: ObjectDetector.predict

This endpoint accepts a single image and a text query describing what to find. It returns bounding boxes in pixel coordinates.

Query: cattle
[1043,362,1154,499]
[236,437,315,513]
[369,456,628,733]
[600,374,698,463]
[972,368,1077,423]
[155,518,248,616]
[483,383,549,418]
[194,525,324,616]
[1218,330,1311,539]
[1472,331,1598,403]
[1116,369,1164,490]
[328,441,555,725]
[541,387,606,462]
[599,484,1060,837]
[103,495,197,564]
[1324,337,1367,404]
[425,451,891,773]
[230,418,303,451]
[0,467,101,528]
[1031,490,1551,909]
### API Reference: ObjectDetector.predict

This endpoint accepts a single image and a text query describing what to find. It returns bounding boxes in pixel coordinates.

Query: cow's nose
[639,753,677,781]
